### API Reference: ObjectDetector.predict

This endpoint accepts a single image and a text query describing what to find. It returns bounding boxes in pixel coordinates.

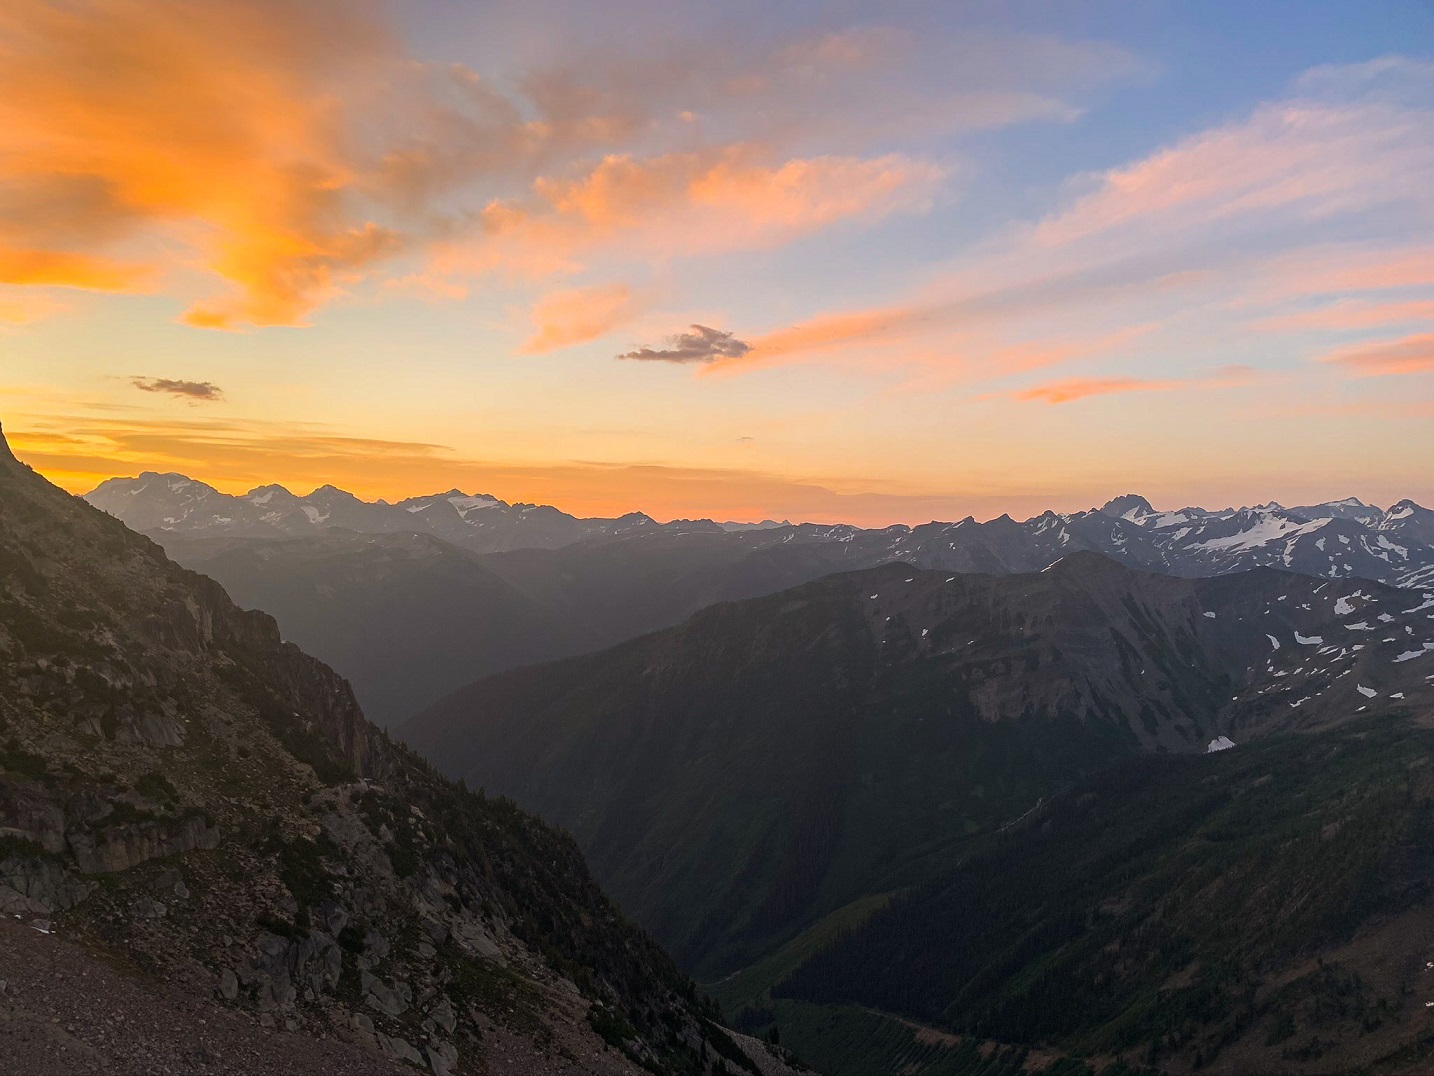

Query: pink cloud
[1321,333,1434,376]
[1255,298,1434,333]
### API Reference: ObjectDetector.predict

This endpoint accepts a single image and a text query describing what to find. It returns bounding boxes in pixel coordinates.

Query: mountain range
[87,475,1434,727]
[399,553,1434,1073]
[86,471,786,555]
[0,425,796,1076]
[86,473,1434,588]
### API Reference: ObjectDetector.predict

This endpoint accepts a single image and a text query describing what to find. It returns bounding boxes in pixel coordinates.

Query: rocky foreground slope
[0,423,797,1076]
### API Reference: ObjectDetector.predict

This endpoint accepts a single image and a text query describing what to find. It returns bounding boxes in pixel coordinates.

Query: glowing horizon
[3,1,1433,526]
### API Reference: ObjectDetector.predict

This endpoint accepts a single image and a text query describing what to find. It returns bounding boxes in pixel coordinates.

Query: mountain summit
[1099,492,1157,520]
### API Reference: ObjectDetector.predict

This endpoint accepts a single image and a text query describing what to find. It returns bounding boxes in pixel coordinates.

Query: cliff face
[0,425,799,1076]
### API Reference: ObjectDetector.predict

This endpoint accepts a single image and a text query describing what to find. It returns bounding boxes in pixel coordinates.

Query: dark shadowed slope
[772,715,1434,1075]
[158,522,919,725]
[157,531,575,725]
[401,554,1434,1073]
[402,555,1434,980]
[0,423,798,1076]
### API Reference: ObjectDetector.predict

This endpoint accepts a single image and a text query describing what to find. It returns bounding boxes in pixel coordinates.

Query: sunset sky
[3,0,1433,525]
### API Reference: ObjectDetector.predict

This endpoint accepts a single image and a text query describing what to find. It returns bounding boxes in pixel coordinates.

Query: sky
[2,0,1433,525]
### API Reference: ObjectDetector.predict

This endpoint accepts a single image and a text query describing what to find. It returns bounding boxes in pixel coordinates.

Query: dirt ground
[0,917,404,1076]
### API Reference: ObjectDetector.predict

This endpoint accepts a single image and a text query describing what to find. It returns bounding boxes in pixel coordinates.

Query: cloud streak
[452,149,946,280]
[1321,333,1434,377]
[1012,366,1254,404]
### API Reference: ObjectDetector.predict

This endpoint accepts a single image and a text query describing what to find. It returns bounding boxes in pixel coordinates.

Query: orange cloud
[0,0,417,327]
[712,304,1156,388]
[520,283,644,353]
[451,148,945,278]
[744,306,926,361]
[0,247,147,291]
[1014,376,1180,404]
[1321,333,1434,376]
[1013,365,1255,404]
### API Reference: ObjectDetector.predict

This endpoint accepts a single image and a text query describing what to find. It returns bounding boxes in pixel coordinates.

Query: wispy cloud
[1254,298,1434,333]
[1013,377,1178,404]
[130,377,225,401]
[619,325,751,364]
[1320,333,1434,377]
[520,283,644,353]
[1012,366,1254,404]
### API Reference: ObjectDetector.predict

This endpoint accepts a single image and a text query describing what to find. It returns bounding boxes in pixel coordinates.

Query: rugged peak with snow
[1100,493,1156,520]
[88,474,659,554]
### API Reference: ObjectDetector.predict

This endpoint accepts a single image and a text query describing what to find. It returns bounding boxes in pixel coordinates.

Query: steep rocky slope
[0,424,797,1076]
